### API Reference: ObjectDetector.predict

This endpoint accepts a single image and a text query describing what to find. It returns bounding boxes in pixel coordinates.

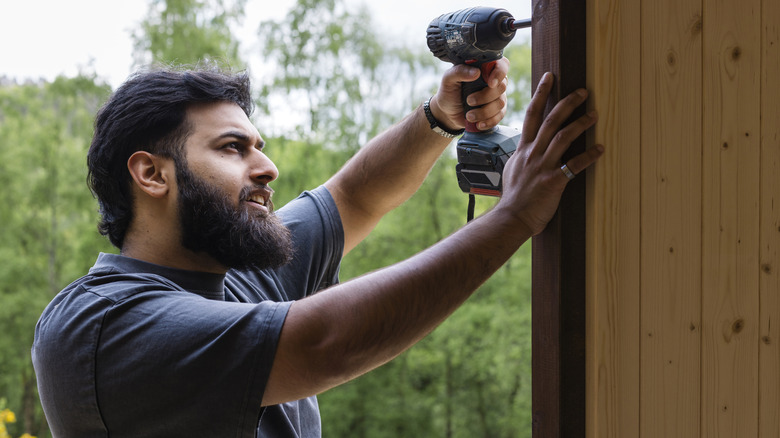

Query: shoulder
[278,185,342,232]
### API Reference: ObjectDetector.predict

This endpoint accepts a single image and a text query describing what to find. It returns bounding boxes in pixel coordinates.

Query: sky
[0,0,531,88]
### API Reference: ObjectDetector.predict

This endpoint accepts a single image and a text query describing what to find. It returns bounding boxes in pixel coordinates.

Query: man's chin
[206,224,293,271]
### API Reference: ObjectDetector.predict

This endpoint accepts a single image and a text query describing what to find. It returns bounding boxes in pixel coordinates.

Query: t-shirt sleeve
[94,287,292,437]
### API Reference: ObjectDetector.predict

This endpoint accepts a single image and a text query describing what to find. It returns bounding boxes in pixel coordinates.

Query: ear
[127,151,174,198]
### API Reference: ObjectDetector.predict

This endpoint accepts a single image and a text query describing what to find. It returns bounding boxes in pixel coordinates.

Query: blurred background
[0,0,533,436]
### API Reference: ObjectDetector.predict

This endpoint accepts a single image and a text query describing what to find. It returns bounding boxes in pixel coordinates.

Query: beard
[175,161,294,271]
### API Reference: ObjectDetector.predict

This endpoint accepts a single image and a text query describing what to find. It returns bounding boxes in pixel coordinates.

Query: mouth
[247,193,267,207]
[243,187,274,212]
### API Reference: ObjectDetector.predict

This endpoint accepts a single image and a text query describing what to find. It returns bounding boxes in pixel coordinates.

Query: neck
[120,228,228,275]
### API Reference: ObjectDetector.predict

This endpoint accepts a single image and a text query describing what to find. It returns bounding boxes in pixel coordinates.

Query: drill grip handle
[462,60,499,132]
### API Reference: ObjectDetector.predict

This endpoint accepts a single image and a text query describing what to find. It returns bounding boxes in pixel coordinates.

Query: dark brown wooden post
[530,1,587,437]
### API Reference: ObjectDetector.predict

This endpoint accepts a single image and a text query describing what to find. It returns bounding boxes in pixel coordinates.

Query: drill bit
[508,17,532,30]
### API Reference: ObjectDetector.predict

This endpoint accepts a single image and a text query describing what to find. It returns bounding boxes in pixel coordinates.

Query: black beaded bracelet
[423,97,465,139]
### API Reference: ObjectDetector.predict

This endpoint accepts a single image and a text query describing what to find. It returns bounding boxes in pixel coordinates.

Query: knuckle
[552,131,566,145]
[541,116,559,131]
[526,105,542,119]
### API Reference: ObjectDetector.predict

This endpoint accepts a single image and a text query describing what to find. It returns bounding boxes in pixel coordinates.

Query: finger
[466,94,507,130]
[534,88,590,152]
[434,64,482,125]
[439,64,481,97]
[451,64,482,84]
[465,76,507,108]
[560,145,605,179]
[485,57,510,88]
[521,72,554,144]
[543,110,598,163]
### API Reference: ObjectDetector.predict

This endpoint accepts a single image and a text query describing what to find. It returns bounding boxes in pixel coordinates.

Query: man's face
[175,102,293,271]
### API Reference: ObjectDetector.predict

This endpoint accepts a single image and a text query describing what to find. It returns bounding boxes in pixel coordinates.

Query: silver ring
[560,163,575,180]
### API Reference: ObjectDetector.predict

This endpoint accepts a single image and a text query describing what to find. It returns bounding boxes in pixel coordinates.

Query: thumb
[444,64,481,87]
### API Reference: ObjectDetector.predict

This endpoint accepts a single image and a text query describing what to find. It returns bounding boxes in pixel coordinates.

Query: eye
[221,142,245,154]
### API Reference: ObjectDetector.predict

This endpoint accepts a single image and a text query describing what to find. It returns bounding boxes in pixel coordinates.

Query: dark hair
[87,65,253,248]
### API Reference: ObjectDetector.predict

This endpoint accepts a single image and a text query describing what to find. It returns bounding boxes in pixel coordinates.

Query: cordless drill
[427,7,531,199]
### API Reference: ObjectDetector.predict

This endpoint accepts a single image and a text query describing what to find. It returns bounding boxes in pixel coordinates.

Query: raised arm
[263,72,605,406]
[324,59,510,255]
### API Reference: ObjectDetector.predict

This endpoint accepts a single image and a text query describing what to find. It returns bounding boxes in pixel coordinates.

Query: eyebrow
[216,130,265,150]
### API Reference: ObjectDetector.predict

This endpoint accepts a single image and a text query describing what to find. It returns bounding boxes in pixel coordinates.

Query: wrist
[483,206,535,240]
[424,96,464,138]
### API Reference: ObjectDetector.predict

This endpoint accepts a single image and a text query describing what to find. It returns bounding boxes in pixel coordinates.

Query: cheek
[190,158,239,185]
[204,169,246,202]
[183,151,248,199]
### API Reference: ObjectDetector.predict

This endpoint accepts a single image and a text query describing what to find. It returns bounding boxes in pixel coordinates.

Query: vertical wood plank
[701,0,762,436]
[759,1,780,436]
[584,0,641,437]
[639,0,704,437]
[530,1,587,437]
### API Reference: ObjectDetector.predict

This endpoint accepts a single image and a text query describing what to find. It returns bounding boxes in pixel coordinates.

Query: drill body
[427,7,526,197]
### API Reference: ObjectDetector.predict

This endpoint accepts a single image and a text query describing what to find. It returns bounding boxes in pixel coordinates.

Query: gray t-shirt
[32,186,344,438]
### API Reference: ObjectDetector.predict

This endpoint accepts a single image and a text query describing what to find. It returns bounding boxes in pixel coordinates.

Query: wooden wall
[584,0,780,436]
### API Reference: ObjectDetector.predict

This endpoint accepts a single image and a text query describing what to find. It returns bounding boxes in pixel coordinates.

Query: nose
[249,148,279,184]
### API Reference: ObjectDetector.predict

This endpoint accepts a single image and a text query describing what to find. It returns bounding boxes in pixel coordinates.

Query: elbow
[266,299,375,404]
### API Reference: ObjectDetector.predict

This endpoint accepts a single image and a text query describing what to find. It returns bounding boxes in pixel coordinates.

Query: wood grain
[639,0,704,436]
[584,0,641,437]
[701,0,762,436]
[759,1,780,436]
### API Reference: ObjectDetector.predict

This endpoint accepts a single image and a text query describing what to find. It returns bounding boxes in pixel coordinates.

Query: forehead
[185,101,261,143]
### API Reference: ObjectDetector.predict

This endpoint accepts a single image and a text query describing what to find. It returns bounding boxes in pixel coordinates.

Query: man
[32,60,603,437]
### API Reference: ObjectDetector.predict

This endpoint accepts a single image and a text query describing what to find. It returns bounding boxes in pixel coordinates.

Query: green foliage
[265,136,350,207]
[0,75,115,437]
[257,0,377,147]
[132,0,247,68]
[257,0,441,148]
[504,42,534,124]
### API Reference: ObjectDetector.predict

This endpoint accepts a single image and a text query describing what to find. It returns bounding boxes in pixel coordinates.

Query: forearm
[325,104,452,224]
[263,207,532,405]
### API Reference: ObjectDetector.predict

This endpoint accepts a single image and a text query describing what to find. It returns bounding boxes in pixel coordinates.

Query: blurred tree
[256,0,440,147]
[503,42,534,125]
[132,0,248,68]
[0,75,113,438]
